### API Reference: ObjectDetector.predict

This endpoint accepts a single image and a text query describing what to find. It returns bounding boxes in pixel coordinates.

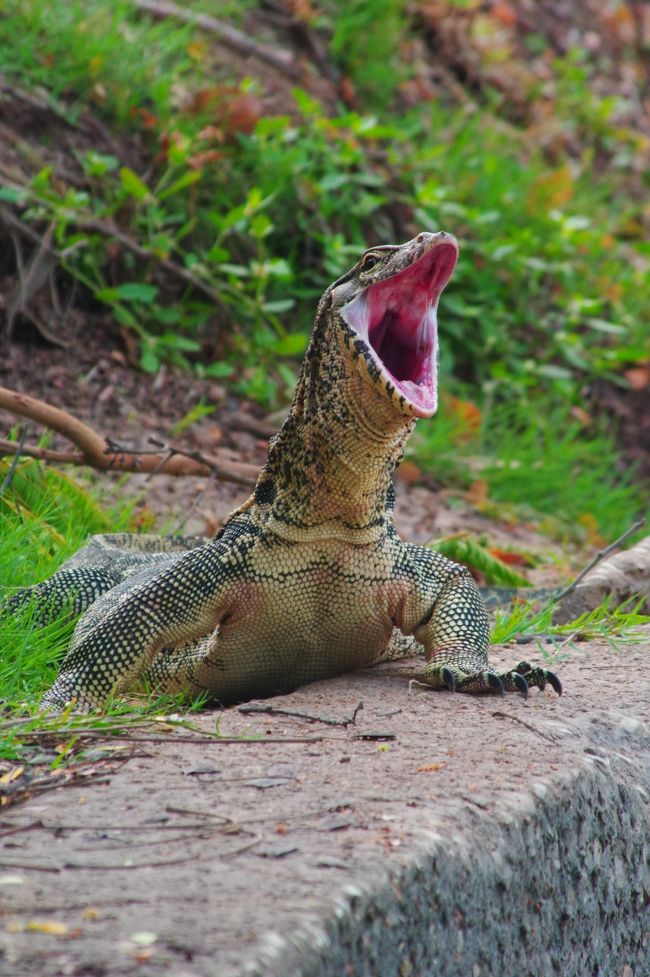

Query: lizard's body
[9,232,560,709]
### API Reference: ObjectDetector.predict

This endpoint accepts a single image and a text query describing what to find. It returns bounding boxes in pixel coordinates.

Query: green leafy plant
[430,534,531,588]
[0,0,647,530]
[490,595,650,648]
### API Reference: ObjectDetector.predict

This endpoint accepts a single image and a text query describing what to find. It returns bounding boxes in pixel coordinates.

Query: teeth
[341,284,439,418]
[416,304,436,361]
[341,292,370,339]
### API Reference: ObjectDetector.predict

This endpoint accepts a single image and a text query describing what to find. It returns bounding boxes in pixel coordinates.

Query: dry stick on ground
[237,701,364,728]
[0,386,258,487]
[133,0,300,79]
[508,517,648,647]
[551,517,646,605]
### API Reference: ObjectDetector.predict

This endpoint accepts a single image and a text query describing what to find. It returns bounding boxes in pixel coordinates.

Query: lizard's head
[328,231,458,418]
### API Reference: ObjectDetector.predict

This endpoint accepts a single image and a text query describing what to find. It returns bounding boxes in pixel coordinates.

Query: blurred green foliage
[0,0,647,533]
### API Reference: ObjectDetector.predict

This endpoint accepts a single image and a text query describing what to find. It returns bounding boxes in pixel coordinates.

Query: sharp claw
[486,672,505,696]
[546,670,563,696]
[513,673,529,698]
[441,667,457,693]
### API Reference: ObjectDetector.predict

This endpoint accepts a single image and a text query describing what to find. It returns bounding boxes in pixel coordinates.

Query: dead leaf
[488,548,528,567]
[185,87,218,115]
[288,0,317,22]
[222,93,262,136]
[129,106,158,128]
[570,406,592,425]
[625,366,650,391]
[396,460,421,484]
[0,767,24,785]
[466,480,489,507]
[340,76,355,105]
[255,840,298,858]
[204,424,223,445]
[188,149,224,169]
[578,513,605,547]
[186,40,207,62]
[601,4,636,43]
[26,920,68,936]
[447,395,482,437]
[491,2,517,27]
[198,124,226,143]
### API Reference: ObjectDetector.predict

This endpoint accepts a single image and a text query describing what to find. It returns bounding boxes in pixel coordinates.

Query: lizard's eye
[361,254,380,272]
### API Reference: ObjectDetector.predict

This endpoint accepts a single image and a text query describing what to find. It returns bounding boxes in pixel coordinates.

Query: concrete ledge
[251,754,649,977]
[1,637,649,977]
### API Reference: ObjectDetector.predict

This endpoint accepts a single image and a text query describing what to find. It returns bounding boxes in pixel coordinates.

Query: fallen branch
[133,0,300,79]
[0,386,258,486]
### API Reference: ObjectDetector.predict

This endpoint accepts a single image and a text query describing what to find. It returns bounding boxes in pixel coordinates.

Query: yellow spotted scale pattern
[8,233,560,709]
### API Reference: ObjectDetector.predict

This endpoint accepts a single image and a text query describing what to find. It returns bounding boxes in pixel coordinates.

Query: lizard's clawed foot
[423,658,562,698]
[507,659,562,697]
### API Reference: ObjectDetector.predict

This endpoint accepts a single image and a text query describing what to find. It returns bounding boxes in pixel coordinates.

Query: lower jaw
[393,379,437,418]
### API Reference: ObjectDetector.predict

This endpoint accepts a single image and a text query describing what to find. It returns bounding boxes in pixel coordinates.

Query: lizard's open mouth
[341,237,458,417]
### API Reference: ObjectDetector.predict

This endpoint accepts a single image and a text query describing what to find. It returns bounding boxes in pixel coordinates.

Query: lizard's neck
[255,324,414,543]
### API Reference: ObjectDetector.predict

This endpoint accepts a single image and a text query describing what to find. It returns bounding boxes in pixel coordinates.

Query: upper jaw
[340,235,458,418]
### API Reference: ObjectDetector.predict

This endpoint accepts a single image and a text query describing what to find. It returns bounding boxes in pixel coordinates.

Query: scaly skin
[9,232,561,709]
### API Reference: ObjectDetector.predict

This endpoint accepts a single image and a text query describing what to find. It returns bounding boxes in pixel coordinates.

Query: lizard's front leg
[398,544,561,697]
[41,541,238,711]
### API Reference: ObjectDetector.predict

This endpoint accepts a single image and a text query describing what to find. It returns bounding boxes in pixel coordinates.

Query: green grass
[0,459,128,701]
[0,0,199,125]
[0,460,216,768]
[411,399,646,541]
[491,595,650,652]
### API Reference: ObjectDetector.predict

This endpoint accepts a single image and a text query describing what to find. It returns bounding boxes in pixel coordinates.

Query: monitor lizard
[10,231,561,710]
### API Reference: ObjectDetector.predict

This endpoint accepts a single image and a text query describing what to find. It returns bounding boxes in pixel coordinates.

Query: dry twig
[133,0,299,79]
[551,518,646,605]
[237,701,364,727]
